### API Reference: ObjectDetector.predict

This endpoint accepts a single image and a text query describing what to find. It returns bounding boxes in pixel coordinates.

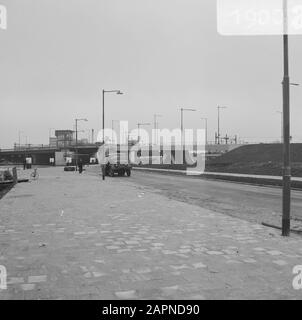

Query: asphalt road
[130,170,302,227]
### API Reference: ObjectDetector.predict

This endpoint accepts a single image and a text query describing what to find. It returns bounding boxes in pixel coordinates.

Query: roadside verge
[132,166,302,190]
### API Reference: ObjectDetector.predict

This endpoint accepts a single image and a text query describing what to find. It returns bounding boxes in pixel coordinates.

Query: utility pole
[217,106,227,145]
[223,134,229,145]
[102,89,105,180]
[75,120,78,170]
[282,0,291,236]
[102,89,123,180]
[75,118,88,171]
[180,107,196,154]
[153,114,162,145]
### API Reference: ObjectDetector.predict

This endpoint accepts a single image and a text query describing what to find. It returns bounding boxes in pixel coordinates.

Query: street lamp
[75,118,88,171]
[280,1,300,236]
[217,106,227,145]
[282,0,291,236]
[102,89,124,180]
[180,108,196,151]
[91,129,95,144]
[137,123,151,143]
[153,114,162,145]
[201,117,208,146]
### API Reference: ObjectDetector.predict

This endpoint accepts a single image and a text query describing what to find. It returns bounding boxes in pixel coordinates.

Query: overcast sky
[1,0,302,148]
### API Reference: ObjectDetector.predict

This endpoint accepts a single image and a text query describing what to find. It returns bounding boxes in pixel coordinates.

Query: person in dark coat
[78,159,83,174]
[23,158,27,170]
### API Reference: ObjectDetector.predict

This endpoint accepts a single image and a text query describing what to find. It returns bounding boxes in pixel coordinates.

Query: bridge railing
[0,144,54,152]
[0,143,99,153]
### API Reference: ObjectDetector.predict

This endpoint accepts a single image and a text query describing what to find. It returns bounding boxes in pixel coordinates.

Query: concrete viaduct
[0,145,99,166]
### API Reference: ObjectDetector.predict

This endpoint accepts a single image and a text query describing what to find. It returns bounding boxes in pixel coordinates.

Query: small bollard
[12,167,18,184]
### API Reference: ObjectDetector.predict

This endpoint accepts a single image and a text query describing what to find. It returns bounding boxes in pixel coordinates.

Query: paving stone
[243,258,257,263]
[92,272,106,278]
[179,249,191,253]
[192,262,207,269]
[7,277,24,285]
[125,241,139,245]
[21,284,36,291]
[161,285,180,296]
[2,167,302,300]
[273,260,288,266]
[106,246,120,250]
[117,249,131,253]
[135,268,152,274]
[170,265,190,271]
[162,250,178,255]
[189,294,206,300]
[226,260,242,264]
[267,250,283,256]
[28,275,47,283]
[206,251,224,255]
[115,290,138,299]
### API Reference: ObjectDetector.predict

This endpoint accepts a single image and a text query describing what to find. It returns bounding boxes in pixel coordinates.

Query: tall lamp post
[282,0,291,236]
[102,89,123,180]
[75,118,88,171]
[201,117,208,146]
[180,108,196,153]
[217,106,227,145]
[91,129,95,144]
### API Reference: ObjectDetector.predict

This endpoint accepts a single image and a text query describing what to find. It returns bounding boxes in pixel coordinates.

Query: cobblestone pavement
[0,167,302,299]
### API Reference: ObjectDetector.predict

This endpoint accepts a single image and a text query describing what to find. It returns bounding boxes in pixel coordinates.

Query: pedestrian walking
[78,159,83,174]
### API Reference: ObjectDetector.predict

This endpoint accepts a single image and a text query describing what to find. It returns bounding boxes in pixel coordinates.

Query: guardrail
[0,145,54,152]
[0,143,99,153]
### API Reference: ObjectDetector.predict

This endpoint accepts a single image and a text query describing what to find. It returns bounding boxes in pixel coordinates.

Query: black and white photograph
[1,0,302,306]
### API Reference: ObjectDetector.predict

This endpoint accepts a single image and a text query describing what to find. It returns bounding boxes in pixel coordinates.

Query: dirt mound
[211,143,302,164]
[206,143,302,176]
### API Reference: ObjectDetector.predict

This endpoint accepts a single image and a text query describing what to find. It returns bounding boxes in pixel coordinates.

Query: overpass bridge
[0,144,99,166]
